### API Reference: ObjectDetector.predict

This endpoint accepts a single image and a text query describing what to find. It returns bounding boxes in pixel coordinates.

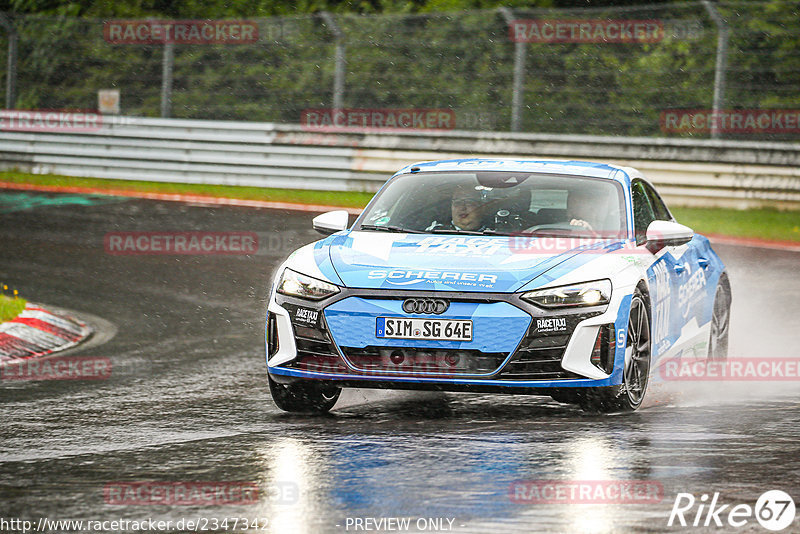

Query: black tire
[708,275,731,362]
[268,374,341,413]
[579,285,651,413]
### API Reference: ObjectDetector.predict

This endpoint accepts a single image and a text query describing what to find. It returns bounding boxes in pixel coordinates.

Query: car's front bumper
[266,287,632,391]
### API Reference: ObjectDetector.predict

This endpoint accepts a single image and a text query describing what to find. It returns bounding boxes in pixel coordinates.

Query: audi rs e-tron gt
[266,159,730,413]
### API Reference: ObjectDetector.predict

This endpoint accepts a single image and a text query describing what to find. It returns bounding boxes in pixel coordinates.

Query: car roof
[393,158,640,186]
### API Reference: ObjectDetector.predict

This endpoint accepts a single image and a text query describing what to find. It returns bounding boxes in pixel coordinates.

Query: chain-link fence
[0,1,798,140]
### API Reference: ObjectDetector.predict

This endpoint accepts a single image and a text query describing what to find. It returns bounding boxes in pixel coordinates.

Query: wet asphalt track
[1,190,799,534]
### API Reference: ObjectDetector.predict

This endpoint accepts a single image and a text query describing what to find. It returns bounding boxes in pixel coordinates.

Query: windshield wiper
[479,229,514,236]
[520,227,577,237]
[430,227,520,236]
[429,227,485,235]
[359,224,424,234]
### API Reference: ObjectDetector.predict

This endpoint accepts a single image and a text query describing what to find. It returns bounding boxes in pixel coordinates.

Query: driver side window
[632,181,656,244]
[642,182,672,221]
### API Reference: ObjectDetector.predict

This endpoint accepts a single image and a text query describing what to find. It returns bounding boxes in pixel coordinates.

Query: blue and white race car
[266,159,730,413]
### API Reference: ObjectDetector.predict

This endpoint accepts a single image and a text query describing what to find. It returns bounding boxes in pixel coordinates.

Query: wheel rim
[709,287,729,360]
[624,295,651,406]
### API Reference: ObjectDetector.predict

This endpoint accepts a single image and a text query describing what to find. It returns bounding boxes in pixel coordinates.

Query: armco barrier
[1,116,799,209]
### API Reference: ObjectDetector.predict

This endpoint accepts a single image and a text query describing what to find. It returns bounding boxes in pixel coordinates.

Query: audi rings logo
[402,298,449,315]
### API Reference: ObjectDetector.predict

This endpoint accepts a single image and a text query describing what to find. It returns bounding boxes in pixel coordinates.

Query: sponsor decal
[534,317,568,334]
[661,109,800,134]
[667,490,795,530]
[509,480,663,504]
[300,108,456,131]
[650,260,672,357]
[414,236,504,256]
[103,20,259,45]
[617,328,627,347]
[104,231,258,255]
[293,307,319,326]
[677,262,707,319]
[367,270,497,287]
[509,19,664,43]
[0,109,102,132]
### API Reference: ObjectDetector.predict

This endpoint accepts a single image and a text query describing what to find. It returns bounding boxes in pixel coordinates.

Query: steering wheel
[522,222,580,234]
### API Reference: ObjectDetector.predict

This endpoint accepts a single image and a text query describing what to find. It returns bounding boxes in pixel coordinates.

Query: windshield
[357,171,628,238]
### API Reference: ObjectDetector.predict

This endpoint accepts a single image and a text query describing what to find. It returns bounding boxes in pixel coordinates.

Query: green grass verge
[0,171,375,209]
[3,171,800,242]
[671,207,800,243]
[0,295,26,323]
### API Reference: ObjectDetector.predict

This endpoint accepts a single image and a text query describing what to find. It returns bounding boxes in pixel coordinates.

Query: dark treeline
[0,0,703,17]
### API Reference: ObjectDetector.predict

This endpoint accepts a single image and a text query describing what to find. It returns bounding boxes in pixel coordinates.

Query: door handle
[674,263,686,274]
[698,257,710,269]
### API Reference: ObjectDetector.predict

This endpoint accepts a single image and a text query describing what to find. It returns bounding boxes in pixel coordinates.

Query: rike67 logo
[668,490,796,531]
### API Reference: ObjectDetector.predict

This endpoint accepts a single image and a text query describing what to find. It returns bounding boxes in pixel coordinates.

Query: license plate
[376,317,472,341]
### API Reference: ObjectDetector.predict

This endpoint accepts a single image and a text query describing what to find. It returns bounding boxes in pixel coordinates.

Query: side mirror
[645,220,694,253]
[312,210,349,235]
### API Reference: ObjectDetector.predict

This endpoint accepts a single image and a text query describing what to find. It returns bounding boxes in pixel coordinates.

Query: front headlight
[521,279,612,308]
[276,268,340,301]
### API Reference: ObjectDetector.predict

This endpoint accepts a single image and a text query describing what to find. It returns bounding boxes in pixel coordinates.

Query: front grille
[340,346,507,376]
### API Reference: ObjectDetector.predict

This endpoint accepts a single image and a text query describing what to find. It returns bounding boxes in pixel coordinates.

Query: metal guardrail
[1,116,800,209]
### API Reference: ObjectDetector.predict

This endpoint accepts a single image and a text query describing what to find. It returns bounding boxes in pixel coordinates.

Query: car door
[643,180,709,323]
[634,180,686,362]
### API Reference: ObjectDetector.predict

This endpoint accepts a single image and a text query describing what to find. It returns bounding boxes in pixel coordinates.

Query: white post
[499,7,525,132]
[701,0,729,140]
